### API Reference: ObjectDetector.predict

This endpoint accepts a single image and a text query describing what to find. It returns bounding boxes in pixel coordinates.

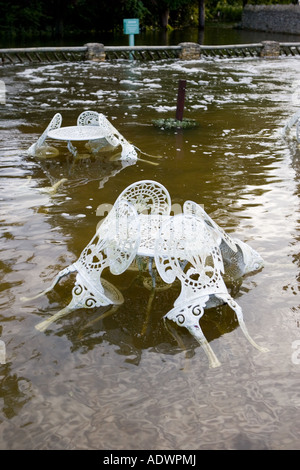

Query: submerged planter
[153,80,199,130]
[152,118,198,129]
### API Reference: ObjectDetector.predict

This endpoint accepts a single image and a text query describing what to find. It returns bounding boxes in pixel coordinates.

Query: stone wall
[179,43,201,60]
[241,4,300,35]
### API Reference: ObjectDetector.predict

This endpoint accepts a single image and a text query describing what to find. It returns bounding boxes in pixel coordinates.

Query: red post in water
[175,79,186,121]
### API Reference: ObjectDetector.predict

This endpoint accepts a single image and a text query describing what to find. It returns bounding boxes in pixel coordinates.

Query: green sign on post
[123,18,139,58]
[123,18,140,35]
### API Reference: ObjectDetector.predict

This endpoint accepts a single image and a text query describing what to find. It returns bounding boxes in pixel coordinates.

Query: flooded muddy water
[1,51,300,450]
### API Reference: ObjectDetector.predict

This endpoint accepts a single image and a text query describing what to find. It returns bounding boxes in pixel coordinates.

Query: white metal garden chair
[77,110,138,161]
[115,179,171,216]
[27,113,62,156]
[282,109,300,140]
[97,112,138,161]
[115,179,172,285]
[22,199,141,332]
[183,200,264,279]
[154,213,268,368]
[77,110,115,155]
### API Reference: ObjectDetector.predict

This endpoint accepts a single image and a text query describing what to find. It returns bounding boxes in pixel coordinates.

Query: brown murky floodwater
[1,33,300,450]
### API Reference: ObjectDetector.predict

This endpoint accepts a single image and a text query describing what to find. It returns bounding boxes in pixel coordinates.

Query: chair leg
[141,287,156,337]
[78,305,121,338]
[186,323,221,368]
[35,304,74,332]
[21,265,76,302]
[34,274,123,333]
[164,302,221,368]
[67,140,78,157]
[218,294,269,353]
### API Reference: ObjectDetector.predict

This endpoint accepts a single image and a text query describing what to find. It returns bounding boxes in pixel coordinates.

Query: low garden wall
[241,4,300,35]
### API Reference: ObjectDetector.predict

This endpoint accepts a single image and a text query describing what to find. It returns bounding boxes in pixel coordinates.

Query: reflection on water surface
[1,50,300,450]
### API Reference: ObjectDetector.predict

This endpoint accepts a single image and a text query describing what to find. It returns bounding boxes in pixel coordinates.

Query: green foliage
[0,0,295,39]
[246,0,293,4]
[0,0,47,34]
[213,1,243,21]
[169,2,199,28]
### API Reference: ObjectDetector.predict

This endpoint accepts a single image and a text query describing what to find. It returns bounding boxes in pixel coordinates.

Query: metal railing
[0,46,86,64]
[104,45,180,60]
[1,42,300,64]
[200,43,263,58]
[279,42,300,56]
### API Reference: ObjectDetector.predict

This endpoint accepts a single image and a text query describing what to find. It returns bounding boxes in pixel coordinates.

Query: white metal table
[47,125,109,157]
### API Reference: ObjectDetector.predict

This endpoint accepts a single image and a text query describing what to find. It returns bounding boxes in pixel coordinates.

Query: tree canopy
[0,0,296,39]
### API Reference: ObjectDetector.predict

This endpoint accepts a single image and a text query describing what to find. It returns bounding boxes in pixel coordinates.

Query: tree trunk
[160,8,170,30]
[53,0,65,39]
[55,17,64,38]
[198,0,205,30]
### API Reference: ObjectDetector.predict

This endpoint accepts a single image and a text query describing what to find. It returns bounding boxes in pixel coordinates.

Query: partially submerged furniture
[27,110,138,161]
[282,109,300,143]
[25,199,141,332]
[23,180,268,367]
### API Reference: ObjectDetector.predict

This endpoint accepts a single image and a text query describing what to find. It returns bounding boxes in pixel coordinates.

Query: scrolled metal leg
[164,301,221,368]
[218,294,269,353]
[67,140,78,157]
[186,324,221,368]
[35,304,74,332]
[34,276,123,332]
[148,257,156,288]
[21,265,76,302]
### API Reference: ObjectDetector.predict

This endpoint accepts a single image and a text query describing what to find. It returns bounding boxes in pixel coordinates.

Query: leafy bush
[212,2,243,22]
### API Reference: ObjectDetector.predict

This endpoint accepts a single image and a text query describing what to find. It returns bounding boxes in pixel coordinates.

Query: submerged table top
[47,125,108,141]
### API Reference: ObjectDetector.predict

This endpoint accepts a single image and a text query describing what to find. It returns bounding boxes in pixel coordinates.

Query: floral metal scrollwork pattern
[116,179,171,216]
[98,112,138,161]
[183,200,264,278]
[33,199,140,332]
[77,110,100,127]
[155,213,268,368]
